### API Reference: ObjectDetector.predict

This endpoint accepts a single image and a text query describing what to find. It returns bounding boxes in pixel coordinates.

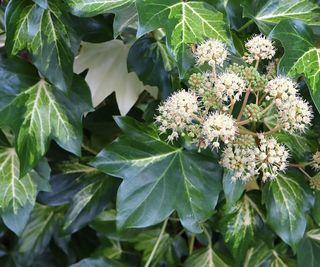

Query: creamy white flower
[244,35,275,64]
[278,96,313,133]
[194,39,228,67]
[312,151,320,170]
[265,77,297,106]
[221,144,259,182]
[214,72,246,102]
[156,90,199,141]
[202,112,238,148]
[257,135,289,181]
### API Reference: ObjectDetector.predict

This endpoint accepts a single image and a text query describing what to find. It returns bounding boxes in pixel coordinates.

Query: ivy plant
[0,0,320,266]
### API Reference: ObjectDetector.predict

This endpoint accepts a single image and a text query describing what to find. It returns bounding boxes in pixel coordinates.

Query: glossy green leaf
[222,169,245,207]
[270,20,314,74]
[63,173,119,234]
[184,247,229,267]
[262,172,314,248]
[5,0,78,91]
[297,229,320,267]
[91,116,223,233]
[18,204,63,257]
[274,131,317,162]
[132,229,173,266]
[71,257,129,267]
[68,0,134,17]
[0,78,92,175]
[242,0,320,33]
[288,48,320,113]
[270,20,320,113]
[243,241,272,267]
[136,0,229,72]
[312,192,320,226]
[218,193,263,260]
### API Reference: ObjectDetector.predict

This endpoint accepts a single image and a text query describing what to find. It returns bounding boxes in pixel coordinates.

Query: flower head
[194,39,228,67]
[244,35,275,63]
[156,90,199,141]
[202,112,238,148]
[312,151,320,170]
[265,77,297,106]
[278,97,313,133]
[221,143,259,182]
[309,174,320,191]
[257,134,289,181]
[214,72,246,102]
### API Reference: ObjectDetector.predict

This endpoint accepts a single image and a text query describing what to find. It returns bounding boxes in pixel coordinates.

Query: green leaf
[243,241,272,267]
[18,204,63,257]
[0,78,92,175]
[67,0,134,17]
[91,117,223,233]
[5,0,78,91]
[270,20,314,74]
[0,148,36,214]
[312,192,320,226]
[71,257,130,267]
[288,48,320,113]
[274,131,317,162]
[242,0,320,34]
[132,229,173,266]
[222,169,245,207]
[218,193,263,260]
[63,173,119,234]
[184,247,229,267]
[270,20,320,113]
[67,0,137,37]
[297,229,320,267]
[136,0,229,72]
[262,172,314,248]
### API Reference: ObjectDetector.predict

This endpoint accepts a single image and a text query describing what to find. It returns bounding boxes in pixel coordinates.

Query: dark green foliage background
[0,0,319,266]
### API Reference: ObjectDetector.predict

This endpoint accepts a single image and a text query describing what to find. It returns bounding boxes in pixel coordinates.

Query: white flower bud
[265,77,297,106]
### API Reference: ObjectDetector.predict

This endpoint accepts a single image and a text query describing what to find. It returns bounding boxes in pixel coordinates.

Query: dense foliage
[0,0,320,266]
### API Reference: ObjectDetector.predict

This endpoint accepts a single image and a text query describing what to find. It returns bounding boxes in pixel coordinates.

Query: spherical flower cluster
[265,77,297,106]
[257,134,289,181]
[278,97,313,133]
[309,174,320,191]
[155,90,198,142]
[194,39,228,67]
[214,72,246,102]
[188,72,212,95]
[244,35,275,64]
[202,112,237,148]
[221,144,259,182]
[312,151,320,170]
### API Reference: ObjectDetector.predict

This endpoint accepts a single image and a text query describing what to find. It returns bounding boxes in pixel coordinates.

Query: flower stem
[145,218,168,267]
[237,88,251,121]
[264,125,282,135]
[239,126,258,136]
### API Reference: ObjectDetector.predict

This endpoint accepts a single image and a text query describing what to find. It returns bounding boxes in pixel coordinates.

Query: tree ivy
[0,0,319,266]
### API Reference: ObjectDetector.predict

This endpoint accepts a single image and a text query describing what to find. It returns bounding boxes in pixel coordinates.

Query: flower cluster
[202,112,237,148]
[194,39,228,67]
[243,35,275,64]
[155,35,315,184]
[214,72,246,103]
[156,90,199,142]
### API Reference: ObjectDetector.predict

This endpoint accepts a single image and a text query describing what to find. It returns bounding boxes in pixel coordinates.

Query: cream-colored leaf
[74,40,158,115]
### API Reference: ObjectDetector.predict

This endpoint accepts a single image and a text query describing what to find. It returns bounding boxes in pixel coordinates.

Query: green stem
[237,19,254,32]
[188,234,195,255]
[145,218,169,267]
